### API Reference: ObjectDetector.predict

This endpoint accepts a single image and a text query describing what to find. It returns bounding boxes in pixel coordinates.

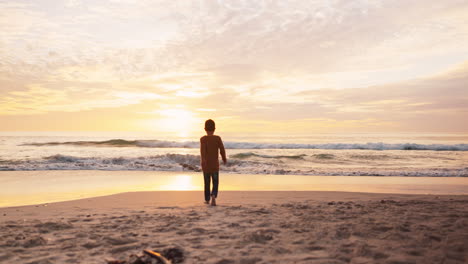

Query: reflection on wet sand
[1,170,467,207]
[156,174,199,191]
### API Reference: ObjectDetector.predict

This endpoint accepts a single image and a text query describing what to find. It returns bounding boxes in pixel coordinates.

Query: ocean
[1,132,468,206]
[1,132,467,177]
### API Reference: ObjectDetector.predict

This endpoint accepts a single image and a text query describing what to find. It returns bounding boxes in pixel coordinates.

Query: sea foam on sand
[1,191,467,264]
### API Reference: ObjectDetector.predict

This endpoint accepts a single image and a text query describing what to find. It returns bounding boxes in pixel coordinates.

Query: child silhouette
[200,119,227,206]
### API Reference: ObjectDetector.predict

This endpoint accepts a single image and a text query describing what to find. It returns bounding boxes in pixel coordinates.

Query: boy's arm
[200,138,206,167]
[219,137,227,164]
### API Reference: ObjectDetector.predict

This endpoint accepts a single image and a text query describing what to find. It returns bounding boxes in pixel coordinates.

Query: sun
[146,108,201,137]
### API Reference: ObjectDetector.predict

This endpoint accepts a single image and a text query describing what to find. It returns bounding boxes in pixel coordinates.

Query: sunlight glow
[152,108,201,137]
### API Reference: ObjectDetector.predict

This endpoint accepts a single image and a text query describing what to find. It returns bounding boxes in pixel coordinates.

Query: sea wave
[23,139,468,151]
[0,153,467,177]
[231,152,306,159]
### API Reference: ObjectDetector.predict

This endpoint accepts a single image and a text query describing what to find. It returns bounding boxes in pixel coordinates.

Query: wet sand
[2,170,468,208]
[1,191,467,263]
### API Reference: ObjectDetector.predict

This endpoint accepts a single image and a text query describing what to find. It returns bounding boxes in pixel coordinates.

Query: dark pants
[203,172,219,202]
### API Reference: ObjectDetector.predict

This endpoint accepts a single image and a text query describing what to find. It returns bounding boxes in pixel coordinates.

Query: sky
[1,0,467,136]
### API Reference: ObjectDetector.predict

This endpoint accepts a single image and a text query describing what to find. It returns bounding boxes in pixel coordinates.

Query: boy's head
[204,119,215,132]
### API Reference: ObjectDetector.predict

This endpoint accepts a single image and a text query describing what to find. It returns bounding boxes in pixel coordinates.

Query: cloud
[0,85,162,115]
[175,90,209,98]
[2,0,468,82]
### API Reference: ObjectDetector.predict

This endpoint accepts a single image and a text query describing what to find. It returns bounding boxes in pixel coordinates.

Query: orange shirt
[200,135,226,173]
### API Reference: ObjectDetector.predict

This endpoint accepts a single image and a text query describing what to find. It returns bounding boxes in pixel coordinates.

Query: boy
[200,119,227,206]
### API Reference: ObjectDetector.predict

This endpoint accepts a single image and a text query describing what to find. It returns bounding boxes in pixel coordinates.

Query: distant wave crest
[231,152,306,159]
[23,139,468,151]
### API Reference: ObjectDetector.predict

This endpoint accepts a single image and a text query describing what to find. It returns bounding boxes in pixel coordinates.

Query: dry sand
[1,191,467,264]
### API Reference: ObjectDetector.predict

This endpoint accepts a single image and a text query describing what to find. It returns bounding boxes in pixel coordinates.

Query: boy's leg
[203,172,211,202]
[211,172,219,198]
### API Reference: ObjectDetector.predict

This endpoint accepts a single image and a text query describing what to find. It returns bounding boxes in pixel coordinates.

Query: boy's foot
[210,195,216,206]
[204,200,209,204]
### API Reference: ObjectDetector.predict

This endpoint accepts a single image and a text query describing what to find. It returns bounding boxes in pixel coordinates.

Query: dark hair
[205,119,215,131]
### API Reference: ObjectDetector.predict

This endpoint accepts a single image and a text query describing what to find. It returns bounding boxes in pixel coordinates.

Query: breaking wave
[0,153,467,177]
[23,139,468,151]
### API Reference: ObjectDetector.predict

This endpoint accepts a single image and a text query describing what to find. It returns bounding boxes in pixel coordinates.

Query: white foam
[1,153,466,177]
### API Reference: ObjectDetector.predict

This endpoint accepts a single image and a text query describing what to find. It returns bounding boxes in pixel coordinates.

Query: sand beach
[1,191,467,264]
[2,0,468,263]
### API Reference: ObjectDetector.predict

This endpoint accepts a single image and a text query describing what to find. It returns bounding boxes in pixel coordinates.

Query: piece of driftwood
[143,249,171,264]
[105,248,181,264]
